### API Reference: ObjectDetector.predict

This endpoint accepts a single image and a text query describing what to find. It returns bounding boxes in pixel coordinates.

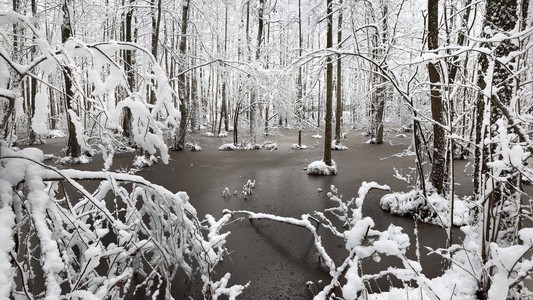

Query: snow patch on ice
[380,189,474,227]
[291,144,308,150]
[331,140,348,151]
[307,160,337,176]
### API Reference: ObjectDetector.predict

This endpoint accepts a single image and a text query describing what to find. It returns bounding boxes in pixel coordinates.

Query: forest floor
[34,125,487,299]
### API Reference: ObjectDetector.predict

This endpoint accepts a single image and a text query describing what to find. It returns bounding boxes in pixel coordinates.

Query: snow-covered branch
[0,144,246,298]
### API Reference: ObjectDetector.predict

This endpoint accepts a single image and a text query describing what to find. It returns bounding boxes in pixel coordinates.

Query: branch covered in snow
[0,144,246,298]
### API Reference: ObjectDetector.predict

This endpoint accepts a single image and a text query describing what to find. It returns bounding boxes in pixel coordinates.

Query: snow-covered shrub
[262,142,277,151]
[225,182,468,299]
[43,129,67,139]
[291,144,308,150]
[204,132,215,137]
[331,140,348,151]
[186,142,202,151]
[380,188,474,227]
[0,144,246,299]
[218,131,228,137]
[132,154,158,168]
[243,142,261,150]
[312,134,323,139]
[222,187,231,197]
[242,179,255,199]
[219,143,238,151]
[307,160,337,175]
[218,143,261,151]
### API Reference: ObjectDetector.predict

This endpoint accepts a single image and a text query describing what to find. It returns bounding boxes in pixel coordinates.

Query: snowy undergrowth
[291,144,308,150]
[0,144,247,299]
[218,143,261,151]
[224,183,533,299]
[380,188,475,227]
[225,182,471,299]
[307,160,337,175]
[331,140,348,151]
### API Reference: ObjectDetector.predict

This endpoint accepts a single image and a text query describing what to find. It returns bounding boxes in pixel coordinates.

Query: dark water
[31,127,478,299]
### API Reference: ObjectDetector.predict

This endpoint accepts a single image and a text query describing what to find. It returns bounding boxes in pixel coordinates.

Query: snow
[262,142,277,150]
[218,143,261,151]
[331,141,348,150]
[0,143,246,299]
[43,129,66,139]
[307,160,337,175]
[380,189,474,227]
[0,57,9,87]
[291,144,308,150]
[312,134,322,139]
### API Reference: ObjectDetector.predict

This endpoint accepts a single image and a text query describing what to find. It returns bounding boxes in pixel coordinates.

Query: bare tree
[61,0,81,158]
[174,0,190,150]
[323,0,333,166]
[428,0,446,194]
[474,1,526,297]
[122,0,135,139]
[334,0,343,143]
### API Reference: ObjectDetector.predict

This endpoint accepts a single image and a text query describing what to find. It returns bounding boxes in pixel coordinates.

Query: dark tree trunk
[334,0,343,143]
[148,0,162,105]
[175,0,190,150]
[474,3,521,298]
[62,0,81,158]
[122,0,135,139]
[428,0,446,194]
[323,0,333,166]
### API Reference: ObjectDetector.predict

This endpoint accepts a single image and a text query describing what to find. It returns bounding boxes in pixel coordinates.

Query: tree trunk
[296,0,303,146]
[474,1,521,297]
[175,0,190,150]
[428,0,446,194]
[61,0,81,158]
[323,0,333,166]
[334,0,343,143]
[122,0,135,139]
[374,0,388,145]
[148,0,162,105]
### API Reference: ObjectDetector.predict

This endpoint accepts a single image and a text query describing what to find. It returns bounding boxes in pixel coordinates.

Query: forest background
[1,0,533,299]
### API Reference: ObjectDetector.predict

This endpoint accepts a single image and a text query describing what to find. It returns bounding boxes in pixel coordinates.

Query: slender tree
[296,0,304,146]
[474,2,524,297]
[61,0,81,158]
[175,0,190,150]
[324,0,333,166]
[427,0,446,194]
[122,0,135,139]
[334,0,343,143]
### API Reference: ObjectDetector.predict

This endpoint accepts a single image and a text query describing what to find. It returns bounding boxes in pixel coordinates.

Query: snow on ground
[312,134,323,139]
[306,160,337,175]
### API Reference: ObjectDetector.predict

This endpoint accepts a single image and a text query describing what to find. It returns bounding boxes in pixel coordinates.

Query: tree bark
[61,0,81,158]
[323,0,333,166]
[175,0,190,150]
[334,0,343,143]
[122,0,135,139]
[428,0,446,194]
